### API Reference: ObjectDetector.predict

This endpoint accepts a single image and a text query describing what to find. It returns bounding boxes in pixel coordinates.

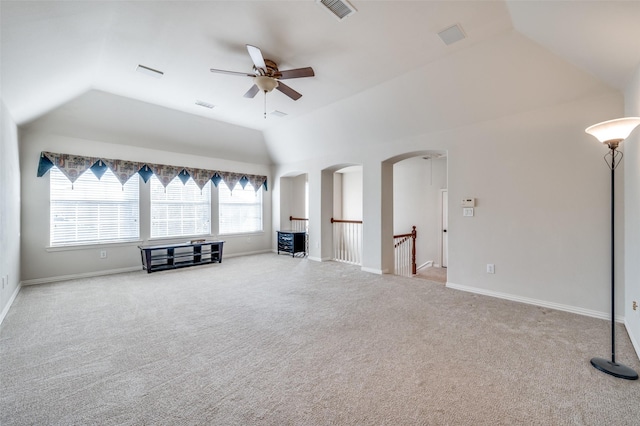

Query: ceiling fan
[210,45,315,103]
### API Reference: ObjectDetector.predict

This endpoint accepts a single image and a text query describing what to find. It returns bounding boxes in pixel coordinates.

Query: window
[150,176,211,238]
[218,181,263,234]
[50,167,139,246]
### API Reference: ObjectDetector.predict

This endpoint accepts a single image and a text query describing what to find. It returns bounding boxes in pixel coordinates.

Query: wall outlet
[100,250,107,259]
[487,264,495,274]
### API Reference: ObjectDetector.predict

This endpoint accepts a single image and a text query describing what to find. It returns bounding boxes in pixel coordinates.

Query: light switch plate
[463,207,474,217]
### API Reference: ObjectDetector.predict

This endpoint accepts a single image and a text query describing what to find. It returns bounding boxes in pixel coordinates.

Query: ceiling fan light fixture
[254,76,278,93]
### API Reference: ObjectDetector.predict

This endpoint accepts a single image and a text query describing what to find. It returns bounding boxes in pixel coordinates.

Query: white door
[441,189,448,268]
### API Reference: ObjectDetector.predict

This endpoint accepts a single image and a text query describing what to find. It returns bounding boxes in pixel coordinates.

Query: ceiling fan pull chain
[264,91,267,119]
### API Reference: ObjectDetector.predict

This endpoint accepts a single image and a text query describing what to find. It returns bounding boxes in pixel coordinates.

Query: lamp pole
[586,118,640,380]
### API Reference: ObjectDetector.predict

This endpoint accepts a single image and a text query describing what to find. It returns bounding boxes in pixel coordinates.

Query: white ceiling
[2,1,640,163]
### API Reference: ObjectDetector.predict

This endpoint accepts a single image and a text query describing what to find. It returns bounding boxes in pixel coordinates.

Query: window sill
[46,240,143,252]
[218,231,265,238]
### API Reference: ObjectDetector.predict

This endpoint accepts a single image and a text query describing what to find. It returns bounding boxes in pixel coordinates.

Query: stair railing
[331,218,363,265]
[393,226,416,277]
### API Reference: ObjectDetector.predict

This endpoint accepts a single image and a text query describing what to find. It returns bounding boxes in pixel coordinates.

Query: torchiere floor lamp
[585,117,640,380]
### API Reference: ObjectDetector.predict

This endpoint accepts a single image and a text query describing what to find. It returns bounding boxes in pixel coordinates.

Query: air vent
[316,0,357,21]
[270,110,288,118]
[136,64,164,78]
[437,24,466,46]
[195,100,215,109]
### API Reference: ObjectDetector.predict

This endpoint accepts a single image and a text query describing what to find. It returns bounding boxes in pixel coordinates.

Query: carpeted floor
[1,253,639,425]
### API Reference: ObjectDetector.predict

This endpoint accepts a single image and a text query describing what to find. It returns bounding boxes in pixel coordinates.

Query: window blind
[150,176,211,238]
[219,182,263,234]
[50,167,139,245]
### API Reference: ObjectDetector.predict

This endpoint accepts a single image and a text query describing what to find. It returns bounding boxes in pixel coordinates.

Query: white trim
[224,249,272,259]
[21,266,142,286]
[361,266,389,275]
[446,282,624,323]
[308,256,332,262]
[417,261,433,271]
[0,283,22,325]
[46,240,143,252]
[625,318,640,361]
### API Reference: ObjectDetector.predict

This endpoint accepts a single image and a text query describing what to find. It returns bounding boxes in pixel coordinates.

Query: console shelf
[139,240,224,273]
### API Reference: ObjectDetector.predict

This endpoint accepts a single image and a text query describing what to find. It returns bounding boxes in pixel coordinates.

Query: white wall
[0,99,21,321]
[394,156,447,268]
[277,173,307,233]
[273,90,624,320]
[338,170,363,221]
[624,63,640,358]
[19,129,272,283]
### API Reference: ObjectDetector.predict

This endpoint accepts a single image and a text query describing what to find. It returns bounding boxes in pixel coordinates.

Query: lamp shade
[585,117,640,144]
[254,76,279,93]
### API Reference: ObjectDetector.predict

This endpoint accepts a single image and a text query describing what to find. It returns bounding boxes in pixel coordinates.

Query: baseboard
[361,267,389,275]
[225,249,272,259]
[0,283,22,325]
[624,319,640,361]
[308,256,332,262]
[417,261,433,271]
[446,282,624,323]
[21,266,142,286]
[22,250,275,286]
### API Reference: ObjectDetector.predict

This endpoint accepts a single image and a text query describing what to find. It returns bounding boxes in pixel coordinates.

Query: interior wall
[277,173,307,235]
[19,129,272,283]
[273,90,624,320]
[393,156,447,268]
[0,99,21,321]
[624,63,640,357]
[340,170,363,221]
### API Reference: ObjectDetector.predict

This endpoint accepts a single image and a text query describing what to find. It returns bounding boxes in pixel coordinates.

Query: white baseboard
[308,256,331,262]
[225,249,272,259]
[446,281,623,323]
[21,266,143,286]
[417,261,433,271]
[624,319,640,361]
[22,249,276,286]
[361,267,389,275]
[0,283,22,325]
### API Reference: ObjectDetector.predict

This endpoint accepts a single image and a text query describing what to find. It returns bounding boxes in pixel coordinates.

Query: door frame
[440,189,448,268]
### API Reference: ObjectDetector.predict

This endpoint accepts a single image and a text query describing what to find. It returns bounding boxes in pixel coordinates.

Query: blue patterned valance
[37,151,268,192]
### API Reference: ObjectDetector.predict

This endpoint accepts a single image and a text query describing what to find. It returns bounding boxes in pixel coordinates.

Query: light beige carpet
[1,253,639,425]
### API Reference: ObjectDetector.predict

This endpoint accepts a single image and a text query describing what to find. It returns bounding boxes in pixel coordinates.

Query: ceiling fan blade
[243,84,260,99]
[279,67,315,80]
[210,68,255,77]
[276,81,302,101]
[246,44,266,71]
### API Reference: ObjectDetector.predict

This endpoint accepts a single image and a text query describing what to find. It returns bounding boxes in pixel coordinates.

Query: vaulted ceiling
[2,1,639,164]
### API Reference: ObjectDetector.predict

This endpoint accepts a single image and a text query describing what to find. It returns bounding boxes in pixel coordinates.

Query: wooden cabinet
[139,241,224,273]
[277,231,306,257]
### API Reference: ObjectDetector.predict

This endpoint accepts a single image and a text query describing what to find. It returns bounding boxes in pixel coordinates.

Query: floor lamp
[585,117,640,380]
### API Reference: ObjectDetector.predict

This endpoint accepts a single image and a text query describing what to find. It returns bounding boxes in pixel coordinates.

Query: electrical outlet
[100,250,107,259]
[487,264,495,274]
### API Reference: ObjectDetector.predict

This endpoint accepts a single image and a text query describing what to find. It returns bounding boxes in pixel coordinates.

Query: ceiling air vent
[195,100,215,109]
[270,110,288,118]
[136,64,164,78]
[316,0,357,21]
[437,24,466,46]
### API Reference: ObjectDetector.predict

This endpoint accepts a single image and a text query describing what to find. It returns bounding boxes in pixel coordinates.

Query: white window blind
[50,167,139,246]
[150,176,211,238]
[219,182,263,234]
